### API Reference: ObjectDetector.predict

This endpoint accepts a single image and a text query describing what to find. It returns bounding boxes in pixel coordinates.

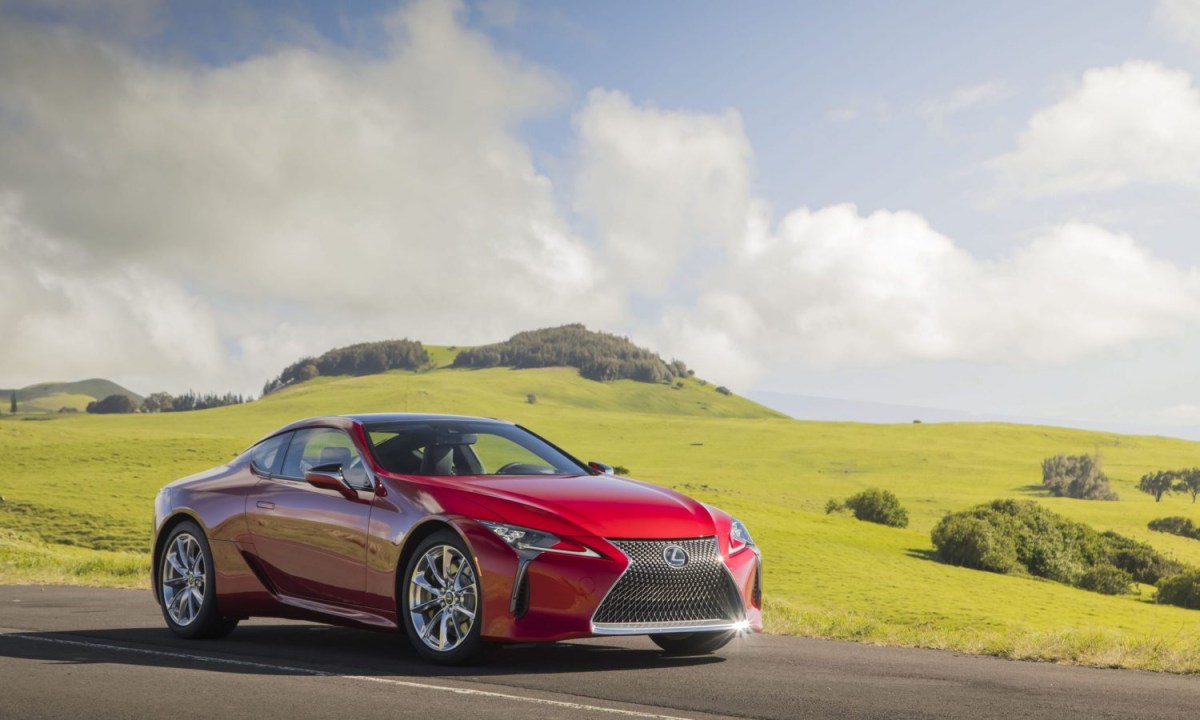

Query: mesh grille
[593,538,744,626]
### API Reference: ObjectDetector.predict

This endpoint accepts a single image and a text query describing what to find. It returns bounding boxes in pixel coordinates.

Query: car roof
[342,412,512,425]
[247,413,513,449]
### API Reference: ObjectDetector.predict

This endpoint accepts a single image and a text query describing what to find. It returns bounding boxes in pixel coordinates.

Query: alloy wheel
[161,532,206,627]
[407,544,479,653]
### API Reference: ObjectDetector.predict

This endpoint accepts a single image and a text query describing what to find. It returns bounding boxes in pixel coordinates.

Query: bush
[526,393,537,405]
[715,386,732,396]
[1041,453,1118,500]
[1101,530,1183,584]
[1076,565,1132,595]
[931,499,1169,595]
[830,488,909,528]
[1149,516,1200,540]
[1157,570,1200,610]
[930,513,1020,573]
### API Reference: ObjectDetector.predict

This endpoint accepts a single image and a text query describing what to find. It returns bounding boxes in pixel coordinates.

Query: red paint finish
[152,414,765,647]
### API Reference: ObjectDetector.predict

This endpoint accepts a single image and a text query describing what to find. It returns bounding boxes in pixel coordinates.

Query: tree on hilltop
[86,394,137,414]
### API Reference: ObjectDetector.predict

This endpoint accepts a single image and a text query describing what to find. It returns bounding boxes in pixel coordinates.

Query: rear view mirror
[588,461,614,474]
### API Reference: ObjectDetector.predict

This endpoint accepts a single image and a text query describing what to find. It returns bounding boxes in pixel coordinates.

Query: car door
[247,427,374,607]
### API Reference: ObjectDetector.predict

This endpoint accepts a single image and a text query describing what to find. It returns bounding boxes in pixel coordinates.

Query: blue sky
[3,0,1200,434]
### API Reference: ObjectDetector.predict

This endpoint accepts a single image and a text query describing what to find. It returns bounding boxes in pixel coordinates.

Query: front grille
[593,538,744,628]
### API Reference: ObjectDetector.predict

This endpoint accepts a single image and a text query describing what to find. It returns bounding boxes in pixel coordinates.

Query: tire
[400,530,490,665]
[158,521,239,640]
[650,630,735,655]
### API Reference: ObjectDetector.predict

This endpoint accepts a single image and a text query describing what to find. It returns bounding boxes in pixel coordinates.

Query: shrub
[1041,453,1118,500]
[1157,570,1200,610]
[931,499,1167,595]
[1101,530,1183,584]
[930,513,1020,573]
[832,488,909,528]
[715,386,732,396]
[1149,516,1200,540]
[526,393,537,405]
[1076,565,1132,595]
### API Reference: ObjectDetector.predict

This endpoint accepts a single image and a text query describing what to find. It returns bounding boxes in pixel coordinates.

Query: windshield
[364,420,587,476]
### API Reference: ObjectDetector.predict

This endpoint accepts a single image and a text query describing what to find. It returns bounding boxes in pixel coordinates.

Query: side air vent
[512,570,530,619]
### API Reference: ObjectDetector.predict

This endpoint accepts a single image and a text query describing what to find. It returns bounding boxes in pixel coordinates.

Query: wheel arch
[393,518,474,627]
[151,511,205,602]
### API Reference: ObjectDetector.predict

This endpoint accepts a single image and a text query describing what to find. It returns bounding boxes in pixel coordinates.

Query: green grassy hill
[4,363,1200,671]
[2,378,142,413]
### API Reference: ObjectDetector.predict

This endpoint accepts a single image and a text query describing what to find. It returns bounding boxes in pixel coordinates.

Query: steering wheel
[495,462,554,475]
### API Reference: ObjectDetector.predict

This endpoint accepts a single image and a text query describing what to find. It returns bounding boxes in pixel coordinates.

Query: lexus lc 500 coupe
[152,413,763,664]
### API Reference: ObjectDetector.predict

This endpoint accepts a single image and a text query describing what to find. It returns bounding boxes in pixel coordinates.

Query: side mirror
[588,461,614,475]
[304,467,357,499]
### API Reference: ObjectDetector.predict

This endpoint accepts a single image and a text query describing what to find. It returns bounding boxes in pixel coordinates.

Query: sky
[2,0,1200,433]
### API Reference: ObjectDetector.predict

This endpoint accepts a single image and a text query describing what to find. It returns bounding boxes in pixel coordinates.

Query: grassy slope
[4,378,143,413]
[4,363,1200,670]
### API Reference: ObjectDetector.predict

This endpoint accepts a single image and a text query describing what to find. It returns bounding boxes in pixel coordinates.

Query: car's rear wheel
[650,630,735,655]
[401,530,489,665]
[158,521,239,639]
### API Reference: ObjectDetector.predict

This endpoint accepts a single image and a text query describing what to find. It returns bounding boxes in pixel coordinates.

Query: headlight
[730,517,755,554]
[479,521,599,557]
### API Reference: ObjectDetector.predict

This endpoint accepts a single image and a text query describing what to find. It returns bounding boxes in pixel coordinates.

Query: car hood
[453,474,718,540]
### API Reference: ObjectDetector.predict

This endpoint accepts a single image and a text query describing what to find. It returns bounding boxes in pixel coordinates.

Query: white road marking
[0,631,694,720]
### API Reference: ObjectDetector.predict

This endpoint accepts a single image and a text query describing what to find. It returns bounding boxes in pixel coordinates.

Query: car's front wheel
[158,521,239,639]
[401,530,489,665]
[650,630,735,655]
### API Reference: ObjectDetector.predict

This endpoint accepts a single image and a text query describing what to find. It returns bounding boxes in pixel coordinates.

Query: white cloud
[573,90,753,295]
[0,0,621,392]
[654,209,1200,387]
[1157,0,1200,50]
[919,81,1014,126]
[991,61,1200,196]
[574,95,1200,389]
[0,199,225,392]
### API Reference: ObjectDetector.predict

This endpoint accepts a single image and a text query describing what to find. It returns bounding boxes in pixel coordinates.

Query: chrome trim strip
[529,545,600,557]
[592,619,745,635]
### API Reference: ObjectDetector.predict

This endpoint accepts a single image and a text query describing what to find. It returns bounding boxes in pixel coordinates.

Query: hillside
[1,379,142,414]
[5,365,1200,671]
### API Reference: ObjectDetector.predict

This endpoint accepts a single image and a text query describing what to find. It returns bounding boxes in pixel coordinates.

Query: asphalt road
[2,586,1199,719]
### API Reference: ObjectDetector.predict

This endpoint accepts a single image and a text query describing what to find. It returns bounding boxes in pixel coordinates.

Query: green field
[4,361,1200,671]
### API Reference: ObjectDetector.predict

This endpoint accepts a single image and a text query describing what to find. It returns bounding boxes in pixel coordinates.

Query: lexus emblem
[663,545,689,568]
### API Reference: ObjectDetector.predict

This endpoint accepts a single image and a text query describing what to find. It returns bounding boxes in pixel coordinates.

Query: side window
[250,434,290,475]
[280,428,371,490]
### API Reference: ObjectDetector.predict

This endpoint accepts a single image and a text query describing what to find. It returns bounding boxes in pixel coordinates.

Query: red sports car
[152,414,763,664]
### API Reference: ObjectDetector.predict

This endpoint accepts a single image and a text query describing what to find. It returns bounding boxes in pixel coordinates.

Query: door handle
[256,501,275,510]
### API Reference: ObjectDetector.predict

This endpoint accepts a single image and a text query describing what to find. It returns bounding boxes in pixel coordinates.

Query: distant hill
[452,324,690,384]
[1,379,142,413]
